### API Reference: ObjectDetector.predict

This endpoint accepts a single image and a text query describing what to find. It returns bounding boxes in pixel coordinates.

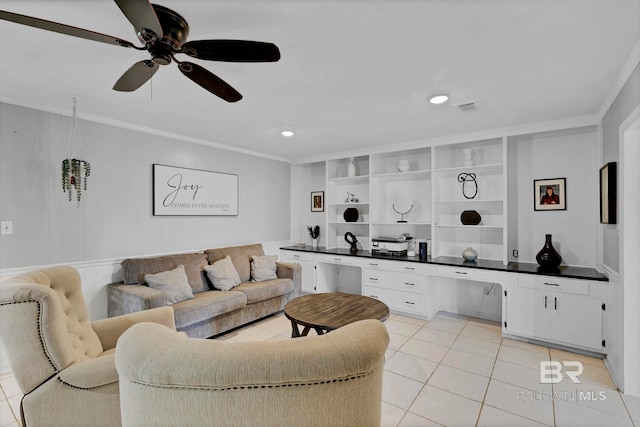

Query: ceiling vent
[456,102,476,112]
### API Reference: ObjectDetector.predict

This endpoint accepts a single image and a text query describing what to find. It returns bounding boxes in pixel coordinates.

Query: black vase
[536,234,562,269]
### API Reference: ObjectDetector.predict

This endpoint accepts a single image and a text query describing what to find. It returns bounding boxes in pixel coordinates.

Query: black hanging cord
[458,173,478,199]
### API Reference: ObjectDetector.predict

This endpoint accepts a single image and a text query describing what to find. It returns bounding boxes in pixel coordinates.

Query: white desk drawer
[436,265,489,281]
[363,285,425,315]
[323,254,362,266]
[518,274,589,295]
[364,259,425,274]
[281,250,312,262]
[363,269,423,294]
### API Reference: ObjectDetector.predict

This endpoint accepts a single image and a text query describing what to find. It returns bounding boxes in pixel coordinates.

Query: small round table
[284,292,389,338]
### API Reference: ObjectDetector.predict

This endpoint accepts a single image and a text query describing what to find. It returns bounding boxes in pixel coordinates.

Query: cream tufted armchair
[0,265,176,427]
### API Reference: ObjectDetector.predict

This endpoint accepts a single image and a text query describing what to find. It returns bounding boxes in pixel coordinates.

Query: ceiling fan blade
[114,0,163,40]
[113,60,159,92]
[178,62,242,102]
[0,9,135,48]
[181,40,280,62]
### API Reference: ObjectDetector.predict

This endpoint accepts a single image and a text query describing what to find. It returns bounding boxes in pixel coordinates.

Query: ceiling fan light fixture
[281,130,295,137]
[429,94,450,105]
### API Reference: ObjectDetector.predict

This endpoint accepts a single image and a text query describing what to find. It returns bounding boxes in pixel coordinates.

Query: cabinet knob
[543,282,559,287]
[369,277,379,281]
[455,271,467,275]
[404,267,415,271]
[404,301,415,305]
[404,282,415,286]
[369,295,379,299]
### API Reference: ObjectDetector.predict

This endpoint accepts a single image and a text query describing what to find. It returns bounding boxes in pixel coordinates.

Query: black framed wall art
[311,191,324,212]
[600,162,617,224]
[534,178,566,211]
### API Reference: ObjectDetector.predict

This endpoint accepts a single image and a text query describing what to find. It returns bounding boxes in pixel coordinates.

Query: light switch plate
[1,221,13,235]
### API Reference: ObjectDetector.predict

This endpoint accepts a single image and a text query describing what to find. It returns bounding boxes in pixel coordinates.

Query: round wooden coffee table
[284,292,389,338]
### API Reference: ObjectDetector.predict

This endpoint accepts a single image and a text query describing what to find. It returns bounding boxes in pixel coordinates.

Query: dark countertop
[280,245,609,282]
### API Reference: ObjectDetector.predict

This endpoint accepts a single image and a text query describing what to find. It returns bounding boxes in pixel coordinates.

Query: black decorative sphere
[343,208,359,222]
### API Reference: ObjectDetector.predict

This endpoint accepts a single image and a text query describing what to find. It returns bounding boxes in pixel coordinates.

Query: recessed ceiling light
[429,94,450,105]
[281,130,295,137]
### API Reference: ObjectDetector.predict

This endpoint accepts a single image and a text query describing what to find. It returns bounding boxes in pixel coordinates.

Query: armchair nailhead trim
[1,300,57,372]
[129,367,380,392]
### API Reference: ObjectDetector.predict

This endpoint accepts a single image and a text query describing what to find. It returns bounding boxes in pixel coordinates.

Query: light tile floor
[2,311,640,427]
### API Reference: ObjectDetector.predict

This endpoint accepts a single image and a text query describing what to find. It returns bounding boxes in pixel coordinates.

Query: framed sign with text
[153,164,238,216]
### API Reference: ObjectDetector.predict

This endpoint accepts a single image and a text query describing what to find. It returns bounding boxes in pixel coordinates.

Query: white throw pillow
[205,255,242,291]
[144,265,194,304]
[250,255,278,282]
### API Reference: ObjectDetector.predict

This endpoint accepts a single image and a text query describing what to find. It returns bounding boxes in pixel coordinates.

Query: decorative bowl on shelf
[343,208,359,222]
[460,210,481,225]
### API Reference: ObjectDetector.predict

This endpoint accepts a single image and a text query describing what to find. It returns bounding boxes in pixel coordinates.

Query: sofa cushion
[121,253,209,293]
[205,244,264,283]
[204,256,242,291]
[144,265,194,304]
[234,278,294,305]
[171,290,247,329]
[250,255,278,282]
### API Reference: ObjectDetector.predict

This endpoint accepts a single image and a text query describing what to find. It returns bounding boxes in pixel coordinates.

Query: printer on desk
[371,236,409,256]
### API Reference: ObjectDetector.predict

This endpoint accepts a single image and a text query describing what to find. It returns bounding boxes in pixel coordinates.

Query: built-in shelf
[434,199,503,204]
[328,221,370,225]
[328,175,369,184]
[372,222,431,226]
[328,203,369,208]
[434,163,503,174]
[372,170,431,181]
[435,224,503,229]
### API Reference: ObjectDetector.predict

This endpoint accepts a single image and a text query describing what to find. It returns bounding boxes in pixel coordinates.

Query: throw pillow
[144,265,194,304]
[205,255,242,291]
[250,255,278,282]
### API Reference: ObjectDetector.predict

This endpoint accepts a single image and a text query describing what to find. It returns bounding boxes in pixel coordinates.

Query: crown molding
[0,97,292,164]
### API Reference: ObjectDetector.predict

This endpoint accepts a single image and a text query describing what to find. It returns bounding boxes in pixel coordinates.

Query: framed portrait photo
[599,162,617,224]
[534,178,566,211]
[311,191,324,212]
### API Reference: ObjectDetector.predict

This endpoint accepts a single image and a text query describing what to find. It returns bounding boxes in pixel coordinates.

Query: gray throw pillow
[144,265,194,304]
[250,255,278,282]
[205,255,242,291]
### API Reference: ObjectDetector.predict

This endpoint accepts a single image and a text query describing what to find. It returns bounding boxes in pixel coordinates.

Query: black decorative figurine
[536,234,562,269]
[344,232,358,254]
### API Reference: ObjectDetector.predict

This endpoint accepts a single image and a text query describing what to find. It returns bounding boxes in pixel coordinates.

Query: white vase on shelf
[347,157,356,177]
[312,238,318,248]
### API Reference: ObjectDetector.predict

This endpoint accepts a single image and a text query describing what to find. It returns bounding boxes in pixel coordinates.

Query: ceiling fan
[0,0,281,102]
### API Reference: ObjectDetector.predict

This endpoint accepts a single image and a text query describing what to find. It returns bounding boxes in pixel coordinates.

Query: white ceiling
[1,1,639,162]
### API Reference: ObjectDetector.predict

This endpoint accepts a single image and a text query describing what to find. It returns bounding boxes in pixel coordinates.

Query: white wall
[507,126,599,267]
[0,102,292,373]
[0,102,291,268]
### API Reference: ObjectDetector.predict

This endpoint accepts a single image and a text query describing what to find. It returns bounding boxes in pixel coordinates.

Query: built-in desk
[281,245,608,354]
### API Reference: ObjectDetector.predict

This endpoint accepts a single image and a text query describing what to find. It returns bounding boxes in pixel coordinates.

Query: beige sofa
[108,244,301,338]
[0,266,176,427]
[116,319,389,427]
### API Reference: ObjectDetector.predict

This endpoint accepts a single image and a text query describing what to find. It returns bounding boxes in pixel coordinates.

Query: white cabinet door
[550,293,602,350]
[298,261,316,294]
[505,288,550,340]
